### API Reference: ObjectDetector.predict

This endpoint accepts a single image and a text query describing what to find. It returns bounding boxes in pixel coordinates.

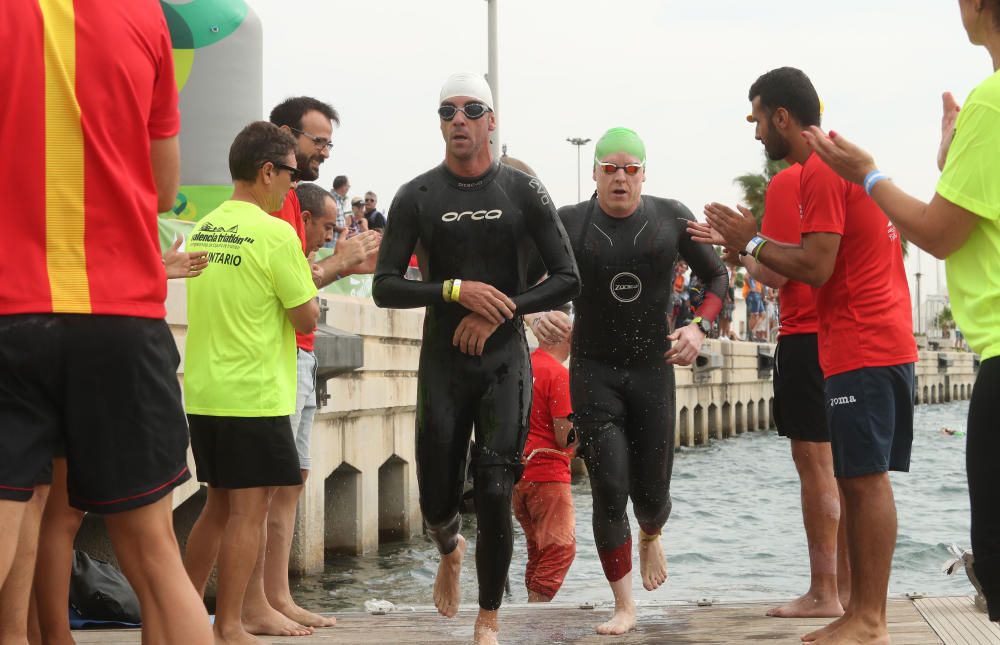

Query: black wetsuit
[372,162,579,610]
[559,195,727,582]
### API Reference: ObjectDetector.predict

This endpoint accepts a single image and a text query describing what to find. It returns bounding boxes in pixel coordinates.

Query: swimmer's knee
[473,449,522,509]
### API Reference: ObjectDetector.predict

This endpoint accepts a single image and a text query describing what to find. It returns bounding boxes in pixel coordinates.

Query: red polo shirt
[799,154,917,377]
[760,164,818,337]
[270,189,315,352]
[1,0,179,317]
[522,349,574,484]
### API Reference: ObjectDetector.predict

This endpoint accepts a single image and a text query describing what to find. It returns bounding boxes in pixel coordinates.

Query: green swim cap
[594,127,646,163]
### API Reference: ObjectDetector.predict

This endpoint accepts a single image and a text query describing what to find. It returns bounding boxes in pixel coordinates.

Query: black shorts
[825,363,915,479]
[773,334,829,442]
[188,415,302,489]
[0,314,191,513]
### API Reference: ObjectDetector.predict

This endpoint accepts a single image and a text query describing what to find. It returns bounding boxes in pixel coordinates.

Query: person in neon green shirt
[182,121,319,643]
[802,0,1000,627]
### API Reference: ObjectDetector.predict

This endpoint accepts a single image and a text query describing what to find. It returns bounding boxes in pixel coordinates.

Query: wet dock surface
[73,596,998,644]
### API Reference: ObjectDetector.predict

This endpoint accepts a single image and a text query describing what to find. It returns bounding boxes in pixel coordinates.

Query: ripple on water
[293,401,974,610]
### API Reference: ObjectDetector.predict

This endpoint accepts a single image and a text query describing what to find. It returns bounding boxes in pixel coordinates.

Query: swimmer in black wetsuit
[553,127,727,635]
[372,73,579,645]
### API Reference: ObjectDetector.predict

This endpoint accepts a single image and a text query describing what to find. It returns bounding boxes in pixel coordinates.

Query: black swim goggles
[437,102,492,121]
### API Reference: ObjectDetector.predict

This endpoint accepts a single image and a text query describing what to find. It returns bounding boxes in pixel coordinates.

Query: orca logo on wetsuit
[440,209,503,222]
[609,272,642,303]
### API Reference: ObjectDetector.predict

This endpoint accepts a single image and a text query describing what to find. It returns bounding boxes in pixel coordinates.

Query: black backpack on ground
[69,550,141,624]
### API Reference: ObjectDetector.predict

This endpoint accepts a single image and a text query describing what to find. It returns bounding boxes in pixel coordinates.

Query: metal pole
[915,252,923,334]
[566,137,591,203]
[576,144,581,201]
[487,0,500,159]
[915,271,923,335]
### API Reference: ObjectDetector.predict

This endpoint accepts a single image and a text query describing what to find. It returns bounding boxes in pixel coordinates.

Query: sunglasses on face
[437,103,491,121]
[272,162,300,181]
[596,161,645,176]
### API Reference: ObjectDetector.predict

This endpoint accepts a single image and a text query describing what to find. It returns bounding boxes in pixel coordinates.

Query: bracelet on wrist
[442,279,453,302]
[752,239,768,261]
[863,169,889,195]
[744,235,766,257]
[451,279,462,302]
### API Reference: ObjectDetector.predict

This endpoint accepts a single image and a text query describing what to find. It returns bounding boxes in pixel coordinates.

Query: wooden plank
[914,595,1000,645]
[72,598,948,644]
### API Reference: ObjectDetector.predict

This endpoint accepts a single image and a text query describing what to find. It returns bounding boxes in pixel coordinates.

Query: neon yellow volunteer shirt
[184,199,317,416]
[937,68,1000,360]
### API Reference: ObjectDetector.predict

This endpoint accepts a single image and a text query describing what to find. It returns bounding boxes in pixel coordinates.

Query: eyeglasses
[290,127,333,151]
[596,161,645,176]
[271,162,300,181]
[352,203,364,208]
[365,198,375,203]
[437,103,491,121]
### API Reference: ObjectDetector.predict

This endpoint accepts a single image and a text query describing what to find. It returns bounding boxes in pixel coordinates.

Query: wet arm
[511,190,580,315]
[371,191,443,308]
[678,210,728,322]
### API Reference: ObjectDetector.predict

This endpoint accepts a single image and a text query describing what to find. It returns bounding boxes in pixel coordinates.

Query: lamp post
[486,0,500,159]
[566,137,591,202]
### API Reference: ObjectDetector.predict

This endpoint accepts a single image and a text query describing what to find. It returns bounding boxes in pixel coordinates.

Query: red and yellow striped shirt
[0,0,180,318]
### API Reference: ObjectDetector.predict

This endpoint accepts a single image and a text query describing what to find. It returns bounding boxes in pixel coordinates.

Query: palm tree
[734,156,788,224]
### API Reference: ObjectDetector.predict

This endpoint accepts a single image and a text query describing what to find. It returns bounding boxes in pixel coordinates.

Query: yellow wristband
[442,279,453,302]
[451,279,462,302]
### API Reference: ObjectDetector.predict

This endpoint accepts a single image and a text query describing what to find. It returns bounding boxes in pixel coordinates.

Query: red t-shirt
[760,164,818,337]
[270,189,315,352]
[1,1,179,317]
[522,349,574,484]
[799,154,917,377]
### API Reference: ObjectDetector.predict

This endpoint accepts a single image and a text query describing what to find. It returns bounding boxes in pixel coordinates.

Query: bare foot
[474,610,500,645]
[274,601,337,628]
[768,591,844,618]
[433,534,466,618]
[214,623,268,645]
[809,617,889,645]
[242,605,313,637]
[801,613,849,642]
[596,606,636,635]
[638,533,668,591]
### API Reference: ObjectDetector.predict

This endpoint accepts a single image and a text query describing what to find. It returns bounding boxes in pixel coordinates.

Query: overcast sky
[250,0,991,310]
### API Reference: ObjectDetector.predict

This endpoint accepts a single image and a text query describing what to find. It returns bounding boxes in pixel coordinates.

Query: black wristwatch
[690,316,712,335]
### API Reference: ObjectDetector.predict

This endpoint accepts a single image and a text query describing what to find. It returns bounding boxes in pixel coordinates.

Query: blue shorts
[825,363,915,479]
[746,292,764,314]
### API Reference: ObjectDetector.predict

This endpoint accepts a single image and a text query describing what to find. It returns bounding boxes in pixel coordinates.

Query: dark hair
[269,96,340,130]
[332,175,349,190]
[296,183,334,217]
[748,67,821,127]
[228,121,297,182]
[992,0,1000,29]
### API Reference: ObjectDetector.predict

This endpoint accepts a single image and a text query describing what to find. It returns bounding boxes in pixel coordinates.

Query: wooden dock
[74,596,998,644]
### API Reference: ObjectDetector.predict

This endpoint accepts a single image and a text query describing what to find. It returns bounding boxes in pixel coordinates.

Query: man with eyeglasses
[239,97,379,634]
[363,191,386,230]
[547,127,728,635]
[183,121,319,645]
[373,72,579,645]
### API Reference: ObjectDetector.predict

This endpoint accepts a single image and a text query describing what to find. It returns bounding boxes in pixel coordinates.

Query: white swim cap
[439,72,494,110]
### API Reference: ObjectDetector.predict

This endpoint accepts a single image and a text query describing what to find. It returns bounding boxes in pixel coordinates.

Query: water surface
[293,401,973,610]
